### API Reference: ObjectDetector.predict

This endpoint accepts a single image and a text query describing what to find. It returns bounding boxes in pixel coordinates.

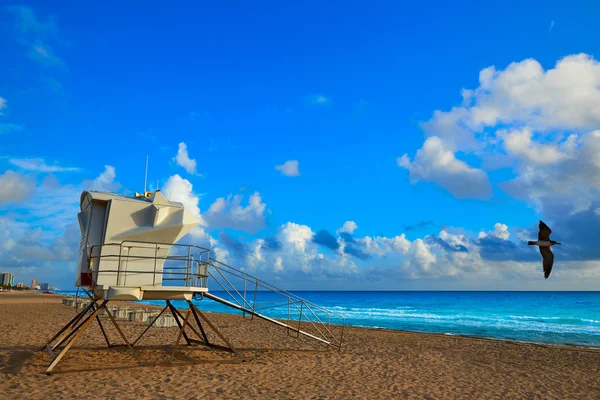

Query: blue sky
[2,1,600,290]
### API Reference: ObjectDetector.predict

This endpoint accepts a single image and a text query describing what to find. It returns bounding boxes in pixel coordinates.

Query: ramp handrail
[83,240,345,350]
[205,259,345,351]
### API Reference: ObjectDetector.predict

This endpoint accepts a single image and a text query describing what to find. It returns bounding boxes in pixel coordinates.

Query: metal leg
[131,305,169,346]
[79,288,111,346]
[187,300,210,345]
[167,301,192,346]
[38,301,95,351]
[45,302,105,374]
[188,302,244,360]
[94,308,112,347]
[51,307,97,352]
[104,305,141,365]
[169,309,192,362]
[169,303,205,344]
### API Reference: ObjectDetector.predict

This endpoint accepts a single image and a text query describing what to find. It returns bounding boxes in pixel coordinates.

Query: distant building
[16,282,27,288]
[1,272,14,287]
[31,279,39,289]
[40,283,50,290]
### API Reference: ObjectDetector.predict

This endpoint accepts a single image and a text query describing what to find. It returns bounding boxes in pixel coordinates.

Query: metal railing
[204,259,345,351]
[84,240,345,350]
[87,241,211,288]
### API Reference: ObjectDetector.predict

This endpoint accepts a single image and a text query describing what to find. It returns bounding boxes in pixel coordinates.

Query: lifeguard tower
[40,190,344,374]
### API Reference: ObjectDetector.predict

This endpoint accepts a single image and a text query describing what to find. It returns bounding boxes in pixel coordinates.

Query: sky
[1,0,600,290]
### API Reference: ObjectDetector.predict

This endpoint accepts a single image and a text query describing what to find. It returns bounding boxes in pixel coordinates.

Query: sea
[54,290,600,348]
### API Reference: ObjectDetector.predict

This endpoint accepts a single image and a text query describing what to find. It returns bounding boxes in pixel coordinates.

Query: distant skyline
[1,1,600,290]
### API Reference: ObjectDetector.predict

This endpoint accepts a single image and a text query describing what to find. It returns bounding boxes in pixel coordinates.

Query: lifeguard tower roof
[76,190,208,301]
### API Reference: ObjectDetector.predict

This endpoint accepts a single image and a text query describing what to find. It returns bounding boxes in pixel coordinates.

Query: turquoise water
[56,290,600,348]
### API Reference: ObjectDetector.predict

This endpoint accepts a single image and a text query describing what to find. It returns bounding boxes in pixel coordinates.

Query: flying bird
[528,220,561,279]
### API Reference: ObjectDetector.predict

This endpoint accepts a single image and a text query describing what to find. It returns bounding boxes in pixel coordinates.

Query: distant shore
[1,291,599,399]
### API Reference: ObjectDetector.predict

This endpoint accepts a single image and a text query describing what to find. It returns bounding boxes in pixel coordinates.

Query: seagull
[528,220,561,279]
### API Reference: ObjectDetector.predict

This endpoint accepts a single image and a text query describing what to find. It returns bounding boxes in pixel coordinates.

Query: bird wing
[538,220,552,241]
[539,246,554,279]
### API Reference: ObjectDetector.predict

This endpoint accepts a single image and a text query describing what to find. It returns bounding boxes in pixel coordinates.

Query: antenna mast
[144,155,149,194]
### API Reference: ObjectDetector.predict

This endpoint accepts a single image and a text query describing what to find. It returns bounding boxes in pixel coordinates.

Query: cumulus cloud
[405,239,437,277]
[357,234,411,257]
[0,165,125,285]
[501,130,600,215]
[87,165,118,192]
[173,142,199,175]
[0,170,35,205]
[337,221,358,234]
[203,192,267,234]
[478,223,510,240]
[162,174,201,218]
[501,128,570,165]
[398,136,492,199]
[275,160,300,177]
[0,97,6,114]
[401,53,600,215]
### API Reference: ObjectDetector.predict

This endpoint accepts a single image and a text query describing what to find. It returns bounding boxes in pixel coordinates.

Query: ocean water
[56,290,600,348]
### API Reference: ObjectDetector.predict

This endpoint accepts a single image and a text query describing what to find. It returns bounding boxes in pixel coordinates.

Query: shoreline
[19,290,600,352]
[2,291,600,398]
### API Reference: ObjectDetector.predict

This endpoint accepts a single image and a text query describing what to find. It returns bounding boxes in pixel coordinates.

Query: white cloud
[398,136,492,199]
[273,256,284,272]
[405,239,437,276]
[203,192,267,234]
[423,54,600,147]
[276,222,314,253]
[9,157,79,172]
[501,128,569,165]
[358,234,411,257]
[162,174,201,218]
[275,160,300,177]
[337,220,358,234]
[0,165,125,285]
[0,170,35,205]
[478,223,510,240]
[88,165,118,192]
[402,53,600,212]
[501,130,600,215]
[173,142,199,175]
[0,97,6,114]
[428,54,600,140]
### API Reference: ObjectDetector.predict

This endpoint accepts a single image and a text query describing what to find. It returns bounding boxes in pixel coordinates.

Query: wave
[314,307,600,336]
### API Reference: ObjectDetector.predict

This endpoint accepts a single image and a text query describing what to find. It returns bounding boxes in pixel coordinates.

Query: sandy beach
[1,291,599,399]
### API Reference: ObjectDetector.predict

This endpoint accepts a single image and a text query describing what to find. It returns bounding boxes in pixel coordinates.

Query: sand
[1,291,599,399]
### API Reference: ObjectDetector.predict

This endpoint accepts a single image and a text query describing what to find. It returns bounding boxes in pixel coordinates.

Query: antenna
[144,155,149,194]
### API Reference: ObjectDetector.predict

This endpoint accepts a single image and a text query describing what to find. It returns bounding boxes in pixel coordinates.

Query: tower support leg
[186,300,244,360]
[44,300,107,374]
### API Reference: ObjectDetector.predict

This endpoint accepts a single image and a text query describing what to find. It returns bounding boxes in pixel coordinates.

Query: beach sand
[1,291,599,399]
